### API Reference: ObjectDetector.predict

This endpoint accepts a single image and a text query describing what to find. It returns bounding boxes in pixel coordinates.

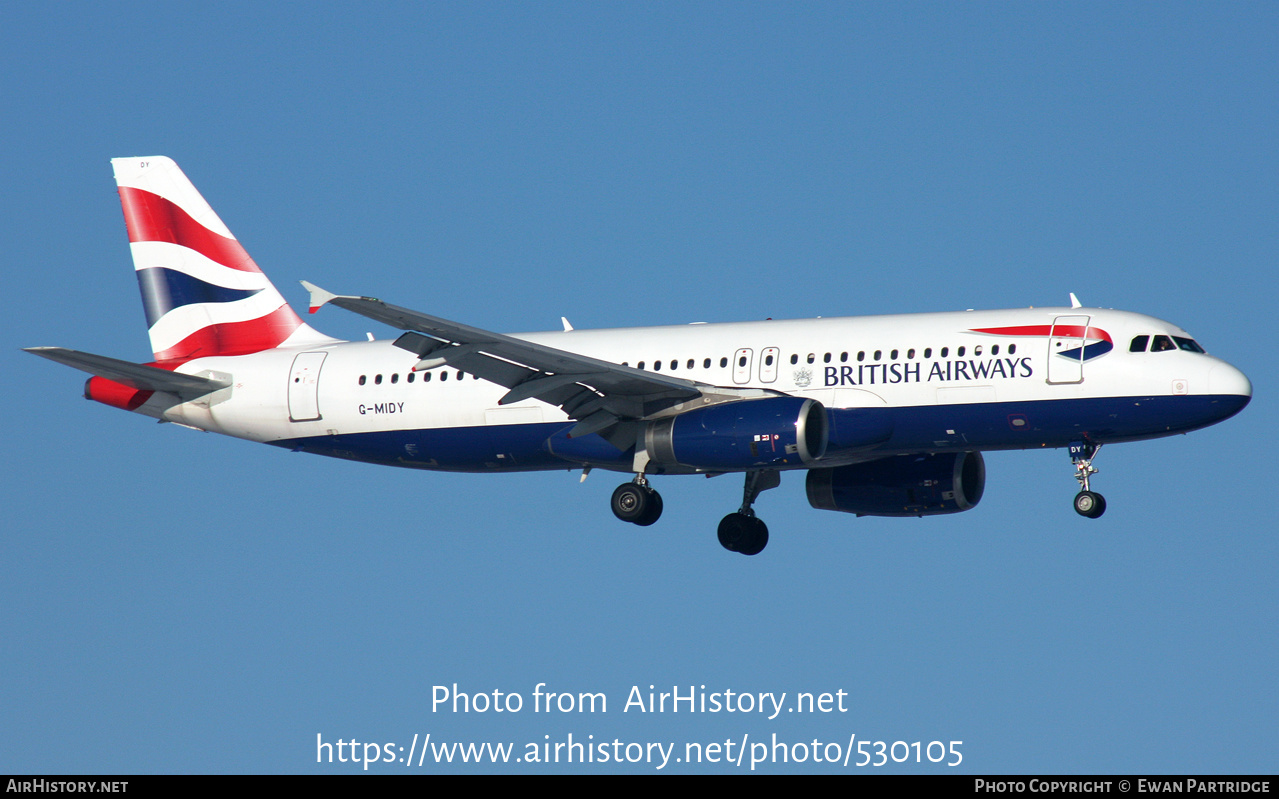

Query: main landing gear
[1070,440,1106,519]
[610,476,663,527]
[609,469,779,556]
[717,470,780,556]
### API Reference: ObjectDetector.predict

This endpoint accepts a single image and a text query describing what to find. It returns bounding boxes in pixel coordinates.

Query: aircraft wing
[302,282,770,439]
[24,347,231,398]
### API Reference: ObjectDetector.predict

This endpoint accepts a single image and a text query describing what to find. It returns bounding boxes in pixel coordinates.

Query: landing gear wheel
[717,513,769,556]
[634,489,663,527]
[1074,490,1107,519]
[1068,440,1106,519]
[739,518,768,556]
[716,514,743,551]
[611,483,662,525]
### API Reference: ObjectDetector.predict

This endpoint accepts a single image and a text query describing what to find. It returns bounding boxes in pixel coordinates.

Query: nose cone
[1210,361,1252,399]
[1208,361,1252,422]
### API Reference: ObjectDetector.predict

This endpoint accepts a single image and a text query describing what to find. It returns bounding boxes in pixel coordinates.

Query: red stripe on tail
[151,305,304,362]
[118,187,260,273]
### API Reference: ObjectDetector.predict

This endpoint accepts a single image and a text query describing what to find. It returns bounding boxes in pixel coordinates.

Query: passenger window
[423,372,432,382]
[440,372,447,382]
[941,347,949,357]
[738,355,747,367]
[687,359,695,369]
[638,361,646,369]
[407,372,415,383]
[790,354,798,365]
[375,374,383,385]
[890,349,898,360]
[703,358,711,368]
[765,354,774,366]
[359,375,366,386]
[720,357,728,368]
[1008,344,1016,354]
[991,345,999,356]
[873,350,881,361]
[973,346,982,356]
[924,348,932,358]
[1129,335,1149,353]
[654,361,661,371]
[391,373,399,384]
[670,360,678,370]
[806,353,815,364]
[958,346,966,357]
[1151,335,1175,352]
[840,352,848,362]
[857,351,865,362]
[907,348,915,359]
[823,353,831,363]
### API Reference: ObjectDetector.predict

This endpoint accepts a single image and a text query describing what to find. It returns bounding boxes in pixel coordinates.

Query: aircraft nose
[1209,361,1252,399]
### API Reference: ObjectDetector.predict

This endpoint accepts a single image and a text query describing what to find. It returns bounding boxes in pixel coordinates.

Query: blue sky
[3,2,1275,774]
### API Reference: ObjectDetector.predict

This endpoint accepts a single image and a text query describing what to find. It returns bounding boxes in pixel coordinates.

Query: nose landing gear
[1070,440,1106,519]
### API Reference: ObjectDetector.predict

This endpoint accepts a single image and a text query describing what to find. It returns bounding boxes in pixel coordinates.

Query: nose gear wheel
[1069,441,1106,519]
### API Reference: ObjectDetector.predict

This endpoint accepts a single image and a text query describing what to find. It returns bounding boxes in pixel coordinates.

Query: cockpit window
[1151,335,1175,352]
[1129,335,1149,353]
[1173,336,1205,353]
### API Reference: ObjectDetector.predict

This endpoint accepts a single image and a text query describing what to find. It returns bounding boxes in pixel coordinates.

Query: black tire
[611,483,650,523]
[738,517,769,556]
[634,489,663,526]
[1074,490,1106,519]
[717,513,747,552]
[717,513,768,555]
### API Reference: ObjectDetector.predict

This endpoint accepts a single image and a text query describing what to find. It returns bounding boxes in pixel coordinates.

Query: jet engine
[805,451,985,517]
[645,397,828,470]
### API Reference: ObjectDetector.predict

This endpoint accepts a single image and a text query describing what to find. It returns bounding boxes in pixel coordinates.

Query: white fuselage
[138,305,1251,475]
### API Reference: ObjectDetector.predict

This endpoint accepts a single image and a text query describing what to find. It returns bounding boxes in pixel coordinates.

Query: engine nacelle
[645,397,828,470]
[806,452,985,517]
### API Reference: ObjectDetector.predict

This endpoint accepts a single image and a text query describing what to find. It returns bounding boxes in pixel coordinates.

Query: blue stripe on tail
[136,267,262,327]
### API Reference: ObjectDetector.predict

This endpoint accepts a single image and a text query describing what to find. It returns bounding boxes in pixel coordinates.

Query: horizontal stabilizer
[24,347,231,398]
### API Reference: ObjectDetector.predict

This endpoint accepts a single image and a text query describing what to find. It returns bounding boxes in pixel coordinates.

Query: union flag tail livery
[27,157,1252,555]
[112,156,333,362]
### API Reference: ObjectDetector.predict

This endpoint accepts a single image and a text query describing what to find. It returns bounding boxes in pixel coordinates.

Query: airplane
[26,156,1252,555]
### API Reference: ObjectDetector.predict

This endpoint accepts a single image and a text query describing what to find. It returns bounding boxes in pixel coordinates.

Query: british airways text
[823,357,1033,387]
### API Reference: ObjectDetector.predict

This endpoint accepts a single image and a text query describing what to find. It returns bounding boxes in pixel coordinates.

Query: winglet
[300,281,339,314]
[1069,292,1082,309]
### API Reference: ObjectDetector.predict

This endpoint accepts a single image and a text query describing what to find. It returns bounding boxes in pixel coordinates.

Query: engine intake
[646,397,827,470]
[806,452,985,517]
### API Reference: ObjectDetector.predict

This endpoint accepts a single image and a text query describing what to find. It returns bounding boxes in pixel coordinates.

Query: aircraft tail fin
[111,156,336,363]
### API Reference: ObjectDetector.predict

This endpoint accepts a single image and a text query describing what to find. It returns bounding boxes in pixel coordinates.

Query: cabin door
[1046,315,1090,384]
[288,352,328,421]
